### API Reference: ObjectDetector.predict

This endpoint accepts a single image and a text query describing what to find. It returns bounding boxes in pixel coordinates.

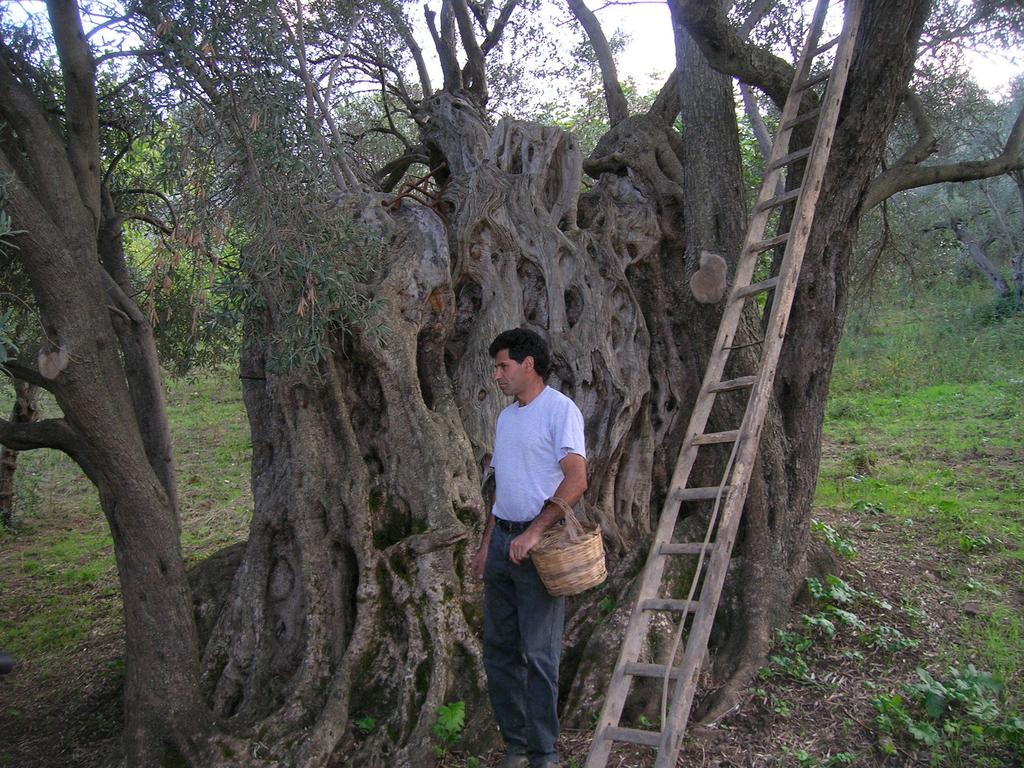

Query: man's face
[493,348,532,398]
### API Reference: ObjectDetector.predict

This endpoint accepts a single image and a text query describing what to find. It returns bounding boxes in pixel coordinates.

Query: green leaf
[907,720,940,746]
[923,691,946,719]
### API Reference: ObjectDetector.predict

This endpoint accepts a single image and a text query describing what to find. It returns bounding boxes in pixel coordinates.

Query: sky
[598,1,1024,98]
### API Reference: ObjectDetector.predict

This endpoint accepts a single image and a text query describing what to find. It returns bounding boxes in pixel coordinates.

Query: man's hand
[471,544,488,580]
[509,527,543,565]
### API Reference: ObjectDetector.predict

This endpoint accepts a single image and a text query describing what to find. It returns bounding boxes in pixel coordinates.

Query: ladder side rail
[653,434,758,766]
[739,0,830,225]
[584,493,689,767]
[748,0,862,370]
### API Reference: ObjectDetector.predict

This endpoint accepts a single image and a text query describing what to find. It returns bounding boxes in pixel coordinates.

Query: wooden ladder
[585,0,863,765]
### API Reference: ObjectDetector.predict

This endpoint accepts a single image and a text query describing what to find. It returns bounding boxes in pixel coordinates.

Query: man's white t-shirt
[490,386,587,523]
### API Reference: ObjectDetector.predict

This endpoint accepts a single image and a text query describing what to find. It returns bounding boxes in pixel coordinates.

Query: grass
[817,286,1024,730]
[0,371,252,667]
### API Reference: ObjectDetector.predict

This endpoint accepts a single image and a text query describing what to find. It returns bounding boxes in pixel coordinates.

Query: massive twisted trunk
[197,195,491,766]
[198,90,661,763]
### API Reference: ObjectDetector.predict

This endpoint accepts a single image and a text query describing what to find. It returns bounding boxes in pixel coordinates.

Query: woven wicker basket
[531,506,606,596]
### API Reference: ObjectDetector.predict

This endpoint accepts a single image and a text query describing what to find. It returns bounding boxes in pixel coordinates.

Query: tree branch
[0,415,79,453]
[891,90,937,168]
[375,150,430,192]
[94,48,164,65]
[567,0,629,126]
[648,68,680,126]
[666,0,794,108]
[47,0,102,229]
[2,361,54,391]
[864,100,1024,209]
[123,212,173,235]
[275,0,359,190]
[450,0,487,100]
[113,188,178,232]
[385,3,433,97]
[480,0,520,56]
[0,44,89,231]
[425,3,462,93]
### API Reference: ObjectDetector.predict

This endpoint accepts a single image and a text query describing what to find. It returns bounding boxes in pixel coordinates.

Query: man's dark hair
[489,328,552,378]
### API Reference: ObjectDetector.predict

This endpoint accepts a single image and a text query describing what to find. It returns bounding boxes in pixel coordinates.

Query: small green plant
[466,757,482,768]
[431,700,466,756]
[806,574,890,611]
[802,612,836,637]
[771,696,794,717]
[811,519,858,558]
[354,715,375,735]
[862,624,918,653]
[957,531,994,553]
[872,665,1024,764]
[964,577,1002,596]
[849,445,878,475]
[767,629,814,683]
[597,596,615,616]
[850,499,886,515]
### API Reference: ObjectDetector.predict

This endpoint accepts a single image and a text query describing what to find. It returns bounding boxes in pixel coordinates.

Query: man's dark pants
[483,523,565,767]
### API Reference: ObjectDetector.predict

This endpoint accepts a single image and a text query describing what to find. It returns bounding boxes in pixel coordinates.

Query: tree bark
[0,379,38,529]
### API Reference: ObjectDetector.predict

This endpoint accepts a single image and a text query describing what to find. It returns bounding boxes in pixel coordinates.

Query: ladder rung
[641,598,698,613]
[782,107,821,131]
[723,338,764,351]
[624,662,685,680]
[755,187,801,213]
[692,429,740,445]
[812,35,840,56]
[797,70,831,92]
[671,485,732,502]
[768,146,812,171]
[733,276,780,300]
[604,726,662,747]
[708,376,757,393]
[748,232,790,253]
[659,542,712,556]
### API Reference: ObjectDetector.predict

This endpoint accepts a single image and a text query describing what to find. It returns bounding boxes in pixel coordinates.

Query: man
[471,328,588,768]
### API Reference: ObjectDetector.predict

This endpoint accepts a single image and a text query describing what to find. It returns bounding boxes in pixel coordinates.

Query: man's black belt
[494,518,531,534]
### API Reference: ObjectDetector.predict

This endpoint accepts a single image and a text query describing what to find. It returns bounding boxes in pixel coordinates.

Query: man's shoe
[497,754,529,768]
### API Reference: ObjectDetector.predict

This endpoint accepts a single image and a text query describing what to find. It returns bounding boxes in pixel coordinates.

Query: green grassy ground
[0,372,252,663]
[816,289,1024,741]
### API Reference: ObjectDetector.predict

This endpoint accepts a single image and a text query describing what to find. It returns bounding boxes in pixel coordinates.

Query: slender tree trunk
[951,219,1011,298]
[2,167,218,765]
[0,379,38,529]
[1003,171,1024,305]
[98,187,179,510]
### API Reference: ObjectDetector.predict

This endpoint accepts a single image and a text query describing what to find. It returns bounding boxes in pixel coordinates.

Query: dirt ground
[0,498,1017,768]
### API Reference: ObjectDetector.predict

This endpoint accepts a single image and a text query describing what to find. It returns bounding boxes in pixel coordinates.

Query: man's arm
[508,453,588,565]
